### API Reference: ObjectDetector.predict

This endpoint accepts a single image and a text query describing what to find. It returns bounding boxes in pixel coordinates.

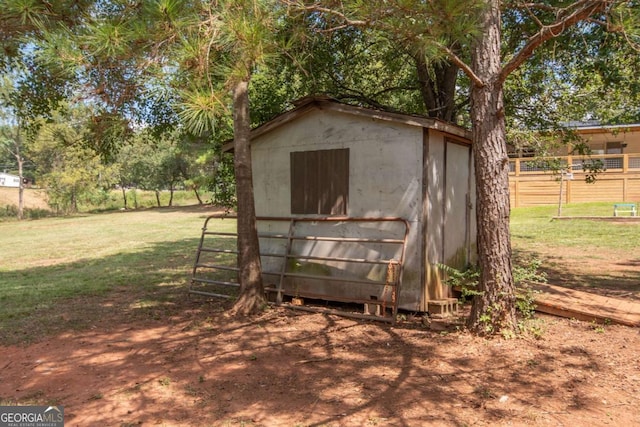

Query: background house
[508,124,640,207]
[238,97,476,312]
[570,123,640,155]
[0,172,20,188]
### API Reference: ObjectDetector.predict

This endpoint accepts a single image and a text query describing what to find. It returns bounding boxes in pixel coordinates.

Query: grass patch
[1,201,635,344]
[511,202,640,295]
[0,208,236,345]
[511,202,640,251]
[83,189,206,212]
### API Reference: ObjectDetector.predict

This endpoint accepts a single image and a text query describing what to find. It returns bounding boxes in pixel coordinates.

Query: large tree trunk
[414,53,459,123]
[468,0,517,335]
[230,78,266,316]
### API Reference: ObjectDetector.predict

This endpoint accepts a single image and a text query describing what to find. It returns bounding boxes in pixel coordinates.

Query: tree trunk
[15,136,24,221]
[230,78,266,316]
[193,188,203,205]
[155,190,161,207]
[121,185,128,209]
[168,187,174,207]
[468,0,517,335]
[414,53,459,123]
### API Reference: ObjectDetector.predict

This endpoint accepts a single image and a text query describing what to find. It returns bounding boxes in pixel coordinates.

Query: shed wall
[444,140,474,268]
[251,109,426,310]
[423,132,475,305]
[0,173,20,188]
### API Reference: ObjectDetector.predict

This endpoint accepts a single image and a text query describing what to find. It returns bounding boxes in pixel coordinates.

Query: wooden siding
[509,153,640,207]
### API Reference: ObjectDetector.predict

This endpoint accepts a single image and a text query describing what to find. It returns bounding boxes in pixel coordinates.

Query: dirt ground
[1,286,639,427]
[0,187,49,210]
[514,240,640,302]
[1,206,639,426]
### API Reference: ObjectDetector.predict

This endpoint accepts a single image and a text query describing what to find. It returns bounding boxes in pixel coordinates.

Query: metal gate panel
[190,216,409,322]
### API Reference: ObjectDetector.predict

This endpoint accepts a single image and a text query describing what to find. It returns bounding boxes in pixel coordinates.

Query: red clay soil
[1,295,639,427]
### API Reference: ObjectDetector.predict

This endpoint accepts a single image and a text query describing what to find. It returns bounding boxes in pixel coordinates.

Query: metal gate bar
[189,215,409,322]
[189,215,240,299]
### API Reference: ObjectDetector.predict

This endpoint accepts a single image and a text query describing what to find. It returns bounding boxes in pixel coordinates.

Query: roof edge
[571,123,640,135]
[223,96,471,152]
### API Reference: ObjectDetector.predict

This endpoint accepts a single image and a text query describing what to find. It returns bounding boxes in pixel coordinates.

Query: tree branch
[282,1,369,28]
[286,1,483,86]
[438,44,484,87]
[521,3,546,29]
[500,0,612,82]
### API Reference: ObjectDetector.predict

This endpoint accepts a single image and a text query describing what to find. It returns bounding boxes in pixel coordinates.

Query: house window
[290,148,349,215]
[507,147,537,158]
[606,141,623,154]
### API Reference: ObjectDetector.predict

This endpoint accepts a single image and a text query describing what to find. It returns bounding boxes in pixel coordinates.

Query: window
[507,147,537,158]
[606,141,623,154]
[290,148,349,215]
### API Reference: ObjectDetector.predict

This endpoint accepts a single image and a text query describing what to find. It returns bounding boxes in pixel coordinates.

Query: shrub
[0,205,53,221]
[440,256,546,319]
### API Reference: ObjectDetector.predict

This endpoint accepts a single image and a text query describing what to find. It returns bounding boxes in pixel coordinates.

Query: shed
[0,172,20,188]
[226,97,476,314]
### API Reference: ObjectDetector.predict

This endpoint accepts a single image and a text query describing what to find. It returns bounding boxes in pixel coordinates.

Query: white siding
[252,109,423,219]
[251,109,425,310]
[0,173,20,188]
[248,105,475,312]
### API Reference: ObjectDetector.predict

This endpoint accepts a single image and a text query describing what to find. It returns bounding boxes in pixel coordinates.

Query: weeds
[436,263,481,302]
[439,256,547,336]
[518,318,547,339]
[0,205,53,221]
[474,386,496,399]
[591,321,606,333]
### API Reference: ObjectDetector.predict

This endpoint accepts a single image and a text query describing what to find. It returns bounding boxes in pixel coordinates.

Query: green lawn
[1,202,637,345]
[510,202,640,251]
[0,207,235,344]
[511,202,640,295]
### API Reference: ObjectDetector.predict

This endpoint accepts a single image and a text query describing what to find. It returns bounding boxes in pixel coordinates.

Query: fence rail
[509,153,640,175]
[508,153,640,207]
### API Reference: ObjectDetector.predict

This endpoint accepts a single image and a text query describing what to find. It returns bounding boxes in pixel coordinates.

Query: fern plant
[436,263,482,302]
[438,256,546,319]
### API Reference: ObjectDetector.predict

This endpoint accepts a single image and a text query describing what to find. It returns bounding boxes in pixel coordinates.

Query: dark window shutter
[291,148,349,215]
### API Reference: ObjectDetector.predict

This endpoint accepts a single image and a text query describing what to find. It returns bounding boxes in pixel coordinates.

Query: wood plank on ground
[529,282,640,327]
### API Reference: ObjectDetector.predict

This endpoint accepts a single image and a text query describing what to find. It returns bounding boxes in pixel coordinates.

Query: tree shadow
[0,237,205,345]
[1,231,636,425]
[1,300,626,426]
[513,248,640,299]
